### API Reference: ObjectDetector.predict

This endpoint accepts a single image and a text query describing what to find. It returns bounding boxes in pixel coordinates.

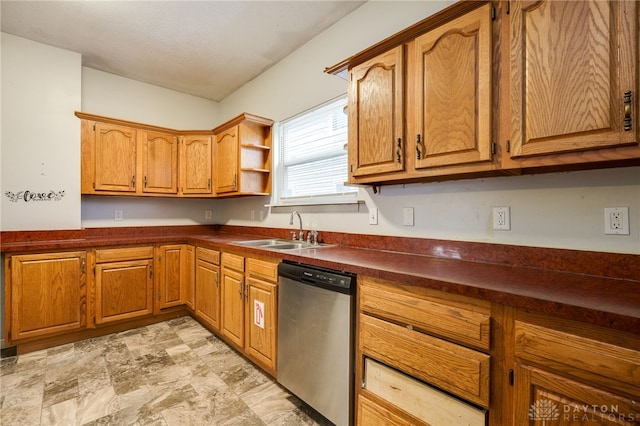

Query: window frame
[273,95,359,206]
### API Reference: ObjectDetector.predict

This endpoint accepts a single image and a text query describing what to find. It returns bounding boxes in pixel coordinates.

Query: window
[277,96,357,204]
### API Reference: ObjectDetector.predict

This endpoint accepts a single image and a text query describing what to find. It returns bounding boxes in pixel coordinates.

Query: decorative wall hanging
[4,190,65,202]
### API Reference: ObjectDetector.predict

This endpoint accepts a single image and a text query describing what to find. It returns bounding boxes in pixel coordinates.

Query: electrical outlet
[493,206,510,230]
[369,207,378,225]
[403,207,414,226]
[250,210,256,220]
[604,207,629,235]
[114,210,123,221]
[205,209,213,220]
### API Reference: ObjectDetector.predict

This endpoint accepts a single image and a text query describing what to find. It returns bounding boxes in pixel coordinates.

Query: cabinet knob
[396,138,402,163]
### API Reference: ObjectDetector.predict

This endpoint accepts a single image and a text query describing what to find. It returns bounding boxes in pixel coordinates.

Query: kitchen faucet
[289,211,304,241]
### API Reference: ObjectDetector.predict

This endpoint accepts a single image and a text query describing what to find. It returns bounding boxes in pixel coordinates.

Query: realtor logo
[529,399,560,425]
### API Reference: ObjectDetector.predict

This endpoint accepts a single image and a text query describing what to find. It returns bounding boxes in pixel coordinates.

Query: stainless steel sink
[232,239,332,251]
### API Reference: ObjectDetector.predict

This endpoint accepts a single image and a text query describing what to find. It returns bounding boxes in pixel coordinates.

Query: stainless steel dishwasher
[277,260,356,426]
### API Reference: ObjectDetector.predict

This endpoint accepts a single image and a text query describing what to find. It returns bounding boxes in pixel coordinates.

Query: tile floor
[0,316,333,426]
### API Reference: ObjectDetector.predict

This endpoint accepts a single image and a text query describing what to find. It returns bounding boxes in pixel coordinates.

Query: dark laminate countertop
[2,225,639,336]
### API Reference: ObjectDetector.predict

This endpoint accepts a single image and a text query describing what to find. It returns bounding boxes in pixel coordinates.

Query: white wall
[81,68,221,130]
[1,33,82,231]
[215,1,640,255]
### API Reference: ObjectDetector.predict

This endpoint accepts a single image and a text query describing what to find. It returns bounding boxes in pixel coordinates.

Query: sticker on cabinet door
[254,300,265,329]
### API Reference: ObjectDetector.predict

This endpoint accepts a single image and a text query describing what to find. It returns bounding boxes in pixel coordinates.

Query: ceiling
[1,0,365,101]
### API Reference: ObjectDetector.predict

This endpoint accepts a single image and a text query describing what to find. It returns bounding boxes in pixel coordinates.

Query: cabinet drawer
[358,394,416,426]
[359,277,491,350]
[221,252,244,272]
[514,320,640,398]
[360,313,490,407]
[246,257,279,283]
[196,247,220,265]
[95,246,154,263]
[363,358,486,426]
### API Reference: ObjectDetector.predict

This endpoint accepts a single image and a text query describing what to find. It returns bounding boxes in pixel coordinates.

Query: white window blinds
[278,96,356,202]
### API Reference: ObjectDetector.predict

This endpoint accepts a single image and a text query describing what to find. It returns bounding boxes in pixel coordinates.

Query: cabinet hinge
[506,1,510,14]
[92,182,96,189]
[157,292,161,301]
[509,369,514,386]
[491,142,496,155]
[93,124,96,131]
[491,6,496,20]
[158,255,162,262]
[506,140,511,153]
[624,90,632,131]
[81,257,86,274]
[150,265,153,279]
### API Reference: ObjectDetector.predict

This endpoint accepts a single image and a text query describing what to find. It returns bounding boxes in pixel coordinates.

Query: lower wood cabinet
[218,252,279,376]
[244,257,278,376]
[194,247,221,331]
[356,276,491,425]
[155,244,193,313]
[220,252,246,348]
[94,246,154,324]
[6,251,87,342]
[513,311,640,426]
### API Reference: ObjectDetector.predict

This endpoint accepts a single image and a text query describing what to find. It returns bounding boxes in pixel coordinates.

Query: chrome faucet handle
[291,231,297,241]
[299,230,305,241]
[311,230,319,245]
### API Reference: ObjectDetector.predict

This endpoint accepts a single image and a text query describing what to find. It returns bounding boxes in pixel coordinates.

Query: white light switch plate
[369,207,378,225]
[403,207,414,226]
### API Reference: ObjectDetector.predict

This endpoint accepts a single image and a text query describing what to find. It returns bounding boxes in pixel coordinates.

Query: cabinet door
[9,252,87,341]
[214,126,239,194]
[412,3,492,169]
[180,135,213,195]
[157,244,188,309]
[95,259,154,324]
[515,365,638,426]
[94,123,137,192]
[142,131,178,194]
[508,0,638,158]
[245,277,277,374]
[195,259,221,331]
[183,245,195,310]
[220,265,245,348]
[348,46,405,179]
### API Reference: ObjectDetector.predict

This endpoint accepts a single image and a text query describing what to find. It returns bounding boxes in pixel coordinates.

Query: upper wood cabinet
[77,111,272,198]
[213,113,274,196]
[411,3,492,170]
[345,2,496,185]
[504,0,639,168]
[5,251,87,343]
[91,122,138,193]
[348,45,406,179]
[141,130,178,194]
[328,0,639,186]
[179,134,213,195]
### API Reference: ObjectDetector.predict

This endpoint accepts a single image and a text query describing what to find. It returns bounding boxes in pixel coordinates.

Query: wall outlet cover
[604,207,630,235]
[493,206,510,230]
